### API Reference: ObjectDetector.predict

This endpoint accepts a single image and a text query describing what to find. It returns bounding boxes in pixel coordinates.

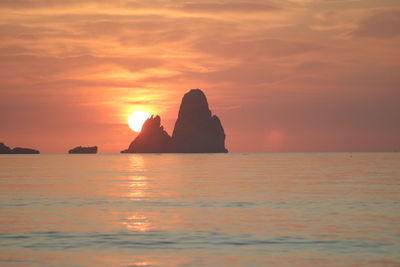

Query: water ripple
[0,231,394,253]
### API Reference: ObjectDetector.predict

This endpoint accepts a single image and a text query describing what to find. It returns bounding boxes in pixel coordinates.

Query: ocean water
[0,153,399,266]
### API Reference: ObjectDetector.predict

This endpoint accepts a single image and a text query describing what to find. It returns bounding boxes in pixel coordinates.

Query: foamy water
[0,153,399,266]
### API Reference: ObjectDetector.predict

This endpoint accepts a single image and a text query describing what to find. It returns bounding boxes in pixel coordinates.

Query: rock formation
[0,142,40,154]
[172,89,228,153]
[121,115,172,153]
[69,146,98,154]
[121,89,228,153]
[0,143,12,154]
[11,147,40,154]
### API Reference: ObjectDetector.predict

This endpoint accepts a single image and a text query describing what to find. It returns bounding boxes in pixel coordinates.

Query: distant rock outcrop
[121,115,172,153]
[12,147,40,154]
[69,146,98,154]
[0,142,40,154]
[121,89,228,153]
[0,143,12,154]
[172,89,228,153]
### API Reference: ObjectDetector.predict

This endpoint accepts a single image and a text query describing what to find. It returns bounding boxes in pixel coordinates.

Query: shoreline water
[1,153,399,266]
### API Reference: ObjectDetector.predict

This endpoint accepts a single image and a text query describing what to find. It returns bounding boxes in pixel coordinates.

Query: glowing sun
[128,111,151,132]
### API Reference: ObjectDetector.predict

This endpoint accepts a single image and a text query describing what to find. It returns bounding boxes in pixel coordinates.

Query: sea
[0,153,399,266]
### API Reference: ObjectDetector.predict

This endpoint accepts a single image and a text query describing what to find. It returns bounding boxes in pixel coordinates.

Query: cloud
[0,0,110,9]
[181,64,289,85]
[352,9,400,38]
[179,2,280,13]
[194,38,323,59]
[0,54,165,87]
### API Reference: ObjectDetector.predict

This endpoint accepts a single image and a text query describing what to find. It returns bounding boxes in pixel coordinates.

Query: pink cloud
[352,9,400,38]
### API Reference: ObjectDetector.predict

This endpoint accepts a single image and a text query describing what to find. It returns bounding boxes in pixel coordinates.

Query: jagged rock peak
[141,115,164,134]
[121,115,172,153]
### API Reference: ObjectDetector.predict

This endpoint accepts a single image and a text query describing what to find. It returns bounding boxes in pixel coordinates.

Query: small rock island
[121,89,228,153]
[69,146,98,154]
[0,142,40,154]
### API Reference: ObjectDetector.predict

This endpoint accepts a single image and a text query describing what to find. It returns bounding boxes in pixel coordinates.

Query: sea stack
[121,89,228,153]
[69,146,98,154]
[121,115,172,153]
[172,89,227,153]
[0,142,40,154]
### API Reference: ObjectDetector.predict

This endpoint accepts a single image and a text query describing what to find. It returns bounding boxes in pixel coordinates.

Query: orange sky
[1,0,399,153]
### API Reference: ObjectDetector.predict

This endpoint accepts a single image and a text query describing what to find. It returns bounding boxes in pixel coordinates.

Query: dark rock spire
[172,89,228,153]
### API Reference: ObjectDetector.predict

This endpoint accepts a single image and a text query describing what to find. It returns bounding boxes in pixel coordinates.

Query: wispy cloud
[351,9,400,38]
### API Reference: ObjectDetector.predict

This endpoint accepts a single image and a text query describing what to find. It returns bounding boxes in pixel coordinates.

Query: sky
[0,0,399,153]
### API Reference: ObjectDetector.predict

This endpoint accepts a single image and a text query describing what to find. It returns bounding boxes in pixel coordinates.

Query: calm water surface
[0,153,399,266]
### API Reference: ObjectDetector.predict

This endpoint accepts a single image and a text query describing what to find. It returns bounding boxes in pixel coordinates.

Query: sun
[128,111,151,132]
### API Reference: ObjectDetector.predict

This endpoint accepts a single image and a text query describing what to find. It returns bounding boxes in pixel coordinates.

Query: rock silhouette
[0,142,40,154]
[121,115,172,153]
[172,89,228,153]
[69,146,98,154]
[0,143,12,153]
[121,89,228,153]
[11,147,40,154]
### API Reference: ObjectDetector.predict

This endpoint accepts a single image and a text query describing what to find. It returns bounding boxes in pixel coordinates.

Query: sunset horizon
[1,0,399,153]
[1,1,400,266]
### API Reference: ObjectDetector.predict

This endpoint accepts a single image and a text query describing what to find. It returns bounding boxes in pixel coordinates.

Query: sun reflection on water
[122,156,153,231]
[131,262,152,266]
[122,175,152,231]
[122,214,151,232]
[126,176,149,199]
